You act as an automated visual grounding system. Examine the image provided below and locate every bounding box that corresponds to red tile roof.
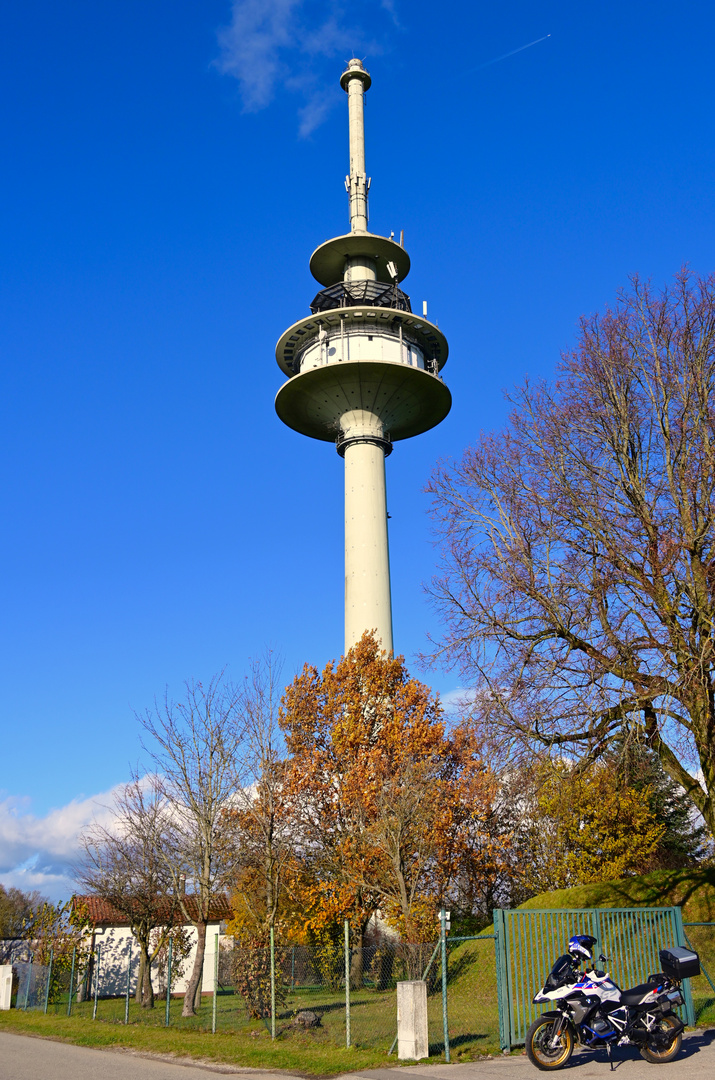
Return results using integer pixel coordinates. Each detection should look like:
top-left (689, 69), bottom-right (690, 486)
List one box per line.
top-left (74, 894), bottom-right (231, 927)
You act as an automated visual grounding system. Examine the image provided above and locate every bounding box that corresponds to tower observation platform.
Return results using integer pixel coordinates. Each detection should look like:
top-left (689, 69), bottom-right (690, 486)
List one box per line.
top-left (275, 59), bottom-right (451, 653)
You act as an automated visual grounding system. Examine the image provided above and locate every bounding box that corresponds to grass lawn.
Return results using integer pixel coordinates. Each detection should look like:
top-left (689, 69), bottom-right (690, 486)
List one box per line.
top-left (0, 977), bottom-right (504, 1071)
top-left (518, 866), bottom-right (715, 920)
top-left (0, 1005), bottom-right (392, 1074)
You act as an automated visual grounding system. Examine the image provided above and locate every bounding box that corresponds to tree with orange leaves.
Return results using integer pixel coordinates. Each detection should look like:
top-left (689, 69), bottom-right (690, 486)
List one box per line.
top-left (279, 632), bottom-right (501, 953)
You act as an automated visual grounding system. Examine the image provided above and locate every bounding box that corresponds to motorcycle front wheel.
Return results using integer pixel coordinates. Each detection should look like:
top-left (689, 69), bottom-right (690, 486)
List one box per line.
top-left (526, 1015), bottom-right (574, 1071)
top-left (638, 1013), bottom-right (682, 1064)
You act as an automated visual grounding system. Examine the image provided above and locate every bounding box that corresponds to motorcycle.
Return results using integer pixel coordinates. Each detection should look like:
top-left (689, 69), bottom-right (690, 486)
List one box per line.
top-left (526, 933), bottom-right (700, 1071)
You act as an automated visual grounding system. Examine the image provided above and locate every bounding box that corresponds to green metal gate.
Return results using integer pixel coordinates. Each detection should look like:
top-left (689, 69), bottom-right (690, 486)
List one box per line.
top-left (493, 906), bottom-right (695, 1050)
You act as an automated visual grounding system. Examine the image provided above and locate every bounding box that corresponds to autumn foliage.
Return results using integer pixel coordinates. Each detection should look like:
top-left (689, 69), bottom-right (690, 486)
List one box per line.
top-left (279, 632), bottom-right (503, 942)
top-left (519, 761), bottom-right (667, 893)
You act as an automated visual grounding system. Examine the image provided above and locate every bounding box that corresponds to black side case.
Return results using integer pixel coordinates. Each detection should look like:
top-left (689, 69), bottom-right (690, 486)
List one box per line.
top-left (659, 946), bottom-right (700, 980)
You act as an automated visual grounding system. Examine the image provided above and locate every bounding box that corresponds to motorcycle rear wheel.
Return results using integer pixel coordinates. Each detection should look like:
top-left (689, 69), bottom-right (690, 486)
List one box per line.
top-left (639, 1013), bottom-right (682, 1064)
top-left (526, 1015), bottom-right (574, 1071)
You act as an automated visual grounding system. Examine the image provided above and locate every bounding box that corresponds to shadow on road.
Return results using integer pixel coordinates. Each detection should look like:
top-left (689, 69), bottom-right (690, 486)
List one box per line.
top-left (561, 1028), bottom-right (715, 1070)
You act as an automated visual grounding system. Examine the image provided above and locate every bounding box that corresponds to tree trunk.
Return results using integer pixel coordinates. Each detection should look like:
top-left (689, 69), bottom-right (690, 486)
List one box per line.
top-left (142, 954), bottom-right (155, 1009)
top-left (376, 945), bottom-right (394, 991)
top-left (350, 928), bottom-right (364, 990)
top-left (135, 951), bottom-right (145, 1004)
top-left (136, 943), bottom-right (154, 1008)
top-left (182, 921), bottom-right (207, 1017)
top-left (350, 917), bottom-right (370, 989)
top-left (79, 941), bottom-right (94, 1003)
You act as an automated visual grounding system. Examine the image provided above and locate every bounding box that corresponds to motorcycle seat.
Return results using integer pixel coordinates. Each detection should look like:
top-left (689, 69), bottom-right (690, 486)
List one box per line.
top-left (620, 981), bottom-right (661, 1004)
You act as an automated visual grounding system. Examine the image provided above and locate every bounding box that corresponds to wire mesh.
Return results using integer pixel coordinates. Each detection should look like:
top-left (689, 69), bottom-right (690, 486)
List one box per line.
top-left (14, 962), bottom-right (49, 1010)
top-left (683, 922), bottom-right (715, 1024)
top-left (439, 936), bottom-right (500, 1057)
top-left (221, 939), bottom-right (441, 1048)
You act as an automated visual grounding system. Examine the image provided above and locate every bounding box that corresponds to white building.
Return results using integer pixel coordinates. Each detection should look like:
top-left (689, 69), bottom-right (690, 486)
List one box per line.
top-left (77, 895), bottom-right (230, 998)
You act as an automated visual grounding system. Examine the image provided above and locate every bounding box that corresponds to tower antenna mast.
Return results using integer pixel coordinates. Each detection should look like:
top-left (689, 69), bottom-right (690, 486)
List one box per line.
top-left (342, 58), bottom-right (371, 232)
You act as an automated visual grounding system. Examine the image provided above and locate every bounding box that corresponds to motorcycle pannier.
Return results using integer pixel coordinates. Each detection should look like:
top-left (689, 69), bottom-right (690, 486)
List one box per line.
top-left (659, 946), bottom-right (700, 980)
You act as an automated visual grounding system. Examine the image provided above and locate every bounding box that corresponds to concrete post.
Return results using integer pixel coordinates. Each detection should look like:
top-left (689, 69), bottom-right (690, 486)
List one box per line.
top-left (165, 936), bottom-right (172, 1027)
top-left (0, 965), bottom-right (12, 1010)
top-left (212, 933), bottom-right (219, 1034)
top-left (344, 436), bottom-right (393, 653)
top-left (397, 980), bottom-right (428, 1060)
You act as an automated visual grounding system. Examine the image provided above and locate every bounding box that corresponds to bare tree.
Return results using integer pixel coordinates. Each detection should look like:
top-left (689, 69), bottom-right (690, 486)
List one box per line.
top-left (0, 885), bottom-right (46, 963)
top-left (427, 271), bottom-right (715, 836)
top-left (77, 776), bottom-right (178, 1008)
top-left (223, 652), bottom-right (295, 937)
top-left (139, 674), bottom-right (246, 1017)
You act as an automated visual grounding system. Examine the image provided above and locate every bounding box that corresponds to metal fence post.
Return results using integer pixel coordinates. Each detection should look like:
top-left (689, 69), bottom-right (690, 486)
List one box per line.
top-left (592, 909), bottom-right (603, 959)
top-left (165, 937), bottom-right (172, 1027)
top-left (212, 933), bottom-right (219, 1034)
top-left (493, 909), bottom-right (511, 1051)
top-left (673, 906), bottom-right (695, 1026)
top-left (23, 955), bottom-right (33, 1010)
top-left (291, 945), bottom-right (295, 990)
top-left (67, 947), bottom-right (76, 1017)
top-left (92, 944), bottom-right (101, 1020)
top-left (270, 925), bottom-right (276, 1040)
top-left (124, 940), bottom-right (132, 1024)
top-left (344, 919), bottom-right (351, 1048)
top-left (43, 948), bottom-right (53, 1014)
top-left (440, 908), bottom-right (450, 1062)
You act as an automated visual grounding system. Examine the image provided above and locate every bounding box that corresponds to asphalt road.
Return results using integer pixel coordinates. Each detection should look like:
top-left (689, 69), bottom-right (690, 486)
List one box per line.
top-left (1, 1030), bottom-right (714, 1080)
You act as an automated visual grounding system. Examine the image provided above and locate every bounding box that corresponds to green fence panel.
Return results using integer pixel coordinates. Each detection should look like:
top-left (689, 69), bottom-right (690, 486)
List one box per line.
top-left (494, 906), bottom-right (694, 1049)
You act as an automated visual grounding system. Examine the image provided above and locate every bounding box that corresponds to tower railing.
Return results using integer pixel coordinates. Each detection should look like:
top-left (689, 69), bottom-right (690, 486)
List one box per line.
top-left (310, 280), bottom-right (411, 314)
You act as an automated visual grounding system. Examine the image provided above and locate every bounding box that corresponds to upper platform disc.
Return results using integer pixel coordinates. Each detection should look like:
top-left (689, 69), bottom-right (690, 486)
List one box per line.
top-left (275, 360), bottom-right (451, 443)
top-left (310, 232), bottom-right (411, 286)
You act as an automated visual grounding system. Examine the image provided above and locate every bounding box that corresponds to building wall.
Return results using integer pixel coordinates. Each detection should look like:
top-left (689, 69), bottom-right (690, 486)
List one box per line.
top-left (89, 924), bottom-right (223, 998)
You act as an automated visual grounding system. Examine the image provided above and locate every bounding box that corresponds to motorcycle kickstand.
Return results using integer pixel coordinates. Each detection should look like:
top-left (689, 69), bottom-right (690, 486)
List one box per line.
top-left (606, 1042), bottom-right (622, 1072)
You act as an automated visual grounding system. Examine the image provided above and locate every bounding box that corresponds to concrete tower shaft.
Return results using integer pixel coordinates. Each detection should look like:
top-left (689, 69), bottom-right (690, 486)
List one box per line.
top-left (344, 437), bottom-right (392, 650)
top-left (275, 61), bottom-right (451, 654)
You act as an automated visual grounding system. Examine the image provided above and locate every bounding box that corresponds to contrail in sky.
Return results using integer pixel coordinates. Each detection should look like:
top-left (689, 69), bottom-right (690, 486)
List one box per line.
top-left (461, 34), bottom-right (551, 77)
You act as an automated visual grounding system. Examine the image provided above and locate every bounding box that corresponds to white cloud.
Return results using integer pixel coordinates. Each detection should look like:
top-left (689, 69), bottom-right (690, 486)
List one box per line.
top-left (380, 0), bottom-right (400, 26)
top-left (215, 0), bottom-right (401, 135)
top-left (440, 687), bottom-right (479, 711)
top-left (0, 786), bottom-right (122, 903)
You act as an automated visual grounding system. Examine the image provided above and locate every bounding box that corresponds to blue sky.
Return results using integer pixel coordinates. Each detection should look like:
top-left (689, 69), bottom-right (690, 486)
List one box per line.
top-left (2, 0), bottom-right (714, 899)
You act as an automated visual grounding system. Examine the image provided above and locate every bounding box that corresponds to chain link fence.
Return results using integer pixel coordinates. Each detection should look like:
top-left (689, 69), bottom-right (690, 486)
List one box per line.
top-left (683, 922), bottom-right (715, 1025)
top-left (219, 938), bottom-right (437, 1048)
top-left (10, 920), bottom-right (713, 1056)
top-left (441, 935), bottom-right (501, 1056)
top-left (13, 961), bottom-right (51, 1011)
top-left (8, 926), bottom-right (499, 1056)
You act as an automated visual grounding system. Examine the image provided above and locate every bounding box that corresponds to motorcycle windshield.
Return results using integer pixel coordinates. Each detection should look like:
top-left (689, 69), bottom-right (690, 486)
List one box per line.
top-left (546, 955), bottom-right (576, 989)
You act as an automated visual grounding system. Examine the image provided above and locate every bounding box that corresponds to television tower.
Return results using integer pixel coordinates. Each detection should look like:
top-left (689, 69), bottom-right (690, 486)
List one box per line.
top-left (275, 60), bottom-right (451, 653)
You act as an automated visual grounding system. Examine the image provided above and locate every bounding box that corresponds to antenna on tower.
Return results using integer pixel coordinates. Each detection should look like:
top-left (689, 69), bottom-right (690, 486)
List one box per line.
top-left (340, 58), bottom-right (372, 233)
